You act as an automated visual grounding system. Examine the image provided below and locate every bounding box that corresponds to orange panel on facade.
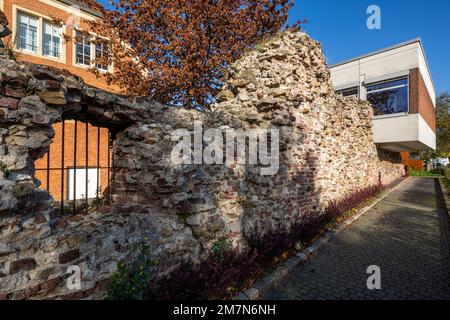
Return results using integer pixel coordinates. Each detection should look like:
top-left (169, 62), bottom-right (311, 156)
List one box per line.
top-left (400, 152), bottom-right (424, 171)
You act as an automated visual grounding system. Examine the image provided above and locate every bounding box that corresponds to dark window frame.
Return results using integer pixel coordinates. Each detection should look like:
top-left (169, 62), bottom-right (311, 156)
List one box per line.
top-left (337, 86), bottom-right (359, 98)
top-left (366, 77), bottom-right (409, 117)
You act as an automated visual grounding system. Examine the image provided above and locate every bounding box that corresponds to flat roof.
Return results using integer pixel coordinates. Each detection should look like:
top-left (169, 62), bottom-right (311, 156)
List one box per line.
top-left (329, 38), bottom-right (436, 93)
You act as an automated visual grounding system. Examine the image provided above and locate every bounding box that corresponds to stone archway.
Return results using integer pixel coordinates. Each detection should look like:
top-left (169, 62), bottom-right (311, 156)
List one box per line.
top-left (0, 60), bottom-right (142, 217)
top-left (34, 119), bottom-right (113, 215)
top-left (0, 59), bottom-right (203, 299)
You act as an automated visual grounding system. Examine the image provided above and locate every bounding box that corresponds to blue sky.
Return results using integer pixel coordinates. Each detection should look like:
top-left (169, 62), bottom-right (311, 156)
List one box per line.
top-left (98, 0), bottom-right (449, 94)
top-left (288, 0), bottom-right (450, 94)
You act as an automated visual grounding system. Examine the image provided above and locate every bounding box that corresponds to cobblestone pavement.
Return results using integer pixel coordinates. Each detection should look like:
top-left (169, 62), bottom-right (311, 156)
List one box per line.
top-left (263, 178), bottom-right (450, 300)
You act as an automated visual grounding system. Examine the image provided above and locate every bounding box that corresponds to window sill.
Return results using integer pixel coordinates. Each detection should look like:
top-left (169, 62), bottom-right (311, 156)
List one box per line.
top-left (373, 112), bottom-right (409, 120)
top-left (97, 69), bottom-right (112, 75)
top-left (74, 62), bottom-right (92, 70)
top-left (74, 62), bottom-right (112, 74)
top-left (42, 54), bottom-right (63, 62)
top-left (15, 49), bottom-right (64, 63)
top-left (19, 48), bottom-right (38, 55)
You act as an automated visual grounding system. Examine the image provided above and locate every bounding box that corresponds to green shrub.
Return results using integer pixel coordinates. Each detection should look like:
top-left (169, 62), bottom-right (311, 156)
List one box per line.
top-left (211, 237), bottom-right (233, 262)
top-left (408, 167), bottom-right (442, 177)
top-left (429, 168), bottom-right (445, 176)
top-left (443, 178), bottom-right (450, 190)
top-left (106, 241), bottom-right (157, 300)
top-left (0, 161), bottom-right (11, 178)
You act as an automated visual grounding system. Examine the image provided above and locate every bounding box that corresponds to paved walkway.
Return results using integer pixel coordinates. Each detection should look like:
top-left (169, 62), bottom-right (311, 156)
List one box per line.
top-left (263, 178), bottom-right (450, 300)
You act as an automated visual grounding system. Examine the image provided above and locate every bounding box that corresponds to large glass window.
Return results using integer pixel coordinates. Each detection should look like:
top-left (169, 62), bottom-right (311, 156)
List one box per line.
top-left (366, 78), bottom-right (408, 116)
top-left (17, 13), bottom-right (38, 53)
top-left (75, 31), bottom-right (91, 66)
top-left (43, 21), bottom-right (61, 58)
top-left (409, 152), bottom-right (421, 160)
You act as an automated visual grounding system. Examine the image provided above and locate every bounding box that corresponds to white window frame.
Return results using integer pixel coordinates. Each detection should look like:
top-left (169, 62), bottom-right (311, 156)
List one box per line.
top-left (74, 30), bottom-right (92, 67)
top-left (95, 41), bottom-right (109, 71)
top-left (12, 5), bottom-right (65, 62)
top-left (67, 167), bottom-right (100, 200)
top-left (73, 28), bottom-right (113, 73)
top-left (42, 20), bottom-right (62, 59)
top-left (17, 12), bottom-right (39, 54)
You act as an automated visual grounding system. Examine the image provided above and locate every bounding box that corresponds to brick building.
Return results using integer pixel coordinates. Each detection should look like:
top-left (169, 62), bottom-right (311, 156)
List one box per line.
top-left (1, 0), bottom-right (116, 201)
top-left (330, 38), bottom-right (436, 155)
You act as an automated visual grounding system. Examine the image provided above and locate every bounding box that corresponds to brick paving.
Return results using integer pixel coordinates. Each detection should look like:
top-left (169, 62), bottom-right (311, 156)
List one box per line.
top-left (263, 178), bottom-right (450, 300)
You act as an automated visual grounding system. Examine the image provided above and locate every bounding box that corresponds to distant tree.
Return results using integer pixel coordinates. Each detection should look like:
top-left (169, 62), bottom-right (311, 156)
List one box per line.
top-left (420, 91), bottom-right (450, 161)
top-left (85, 0), bottom-right (300, 109)
top-left (436, 92), bottom-right (450, 156)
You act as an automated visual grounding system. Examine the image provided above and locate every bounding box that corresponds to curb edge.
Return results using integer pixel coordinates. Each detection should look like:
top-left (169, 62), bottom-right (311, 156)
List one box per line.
top-left (234, 176), bottom-right (412, 300)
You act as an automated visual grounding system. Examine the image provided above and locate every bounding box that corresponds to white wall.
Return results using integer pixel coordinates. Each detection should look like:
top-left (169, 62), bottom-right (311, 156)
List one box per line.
top-left (373, 114), bottom-right (436, 150)
top-left (330, 60), bottom-right (360, 90)
top-left (330, 42), bottom-right (420, 89)
top-left (417, 114), bottom-right (436, 149)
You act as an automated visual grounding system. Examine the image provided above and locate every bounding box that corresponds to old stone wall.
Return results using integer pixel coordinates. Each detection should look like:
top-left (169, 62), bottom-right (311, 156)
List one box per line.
top-left (211, 32), bottom-right (404, 240)
top-left (0, 31), bottom-right (404, 299)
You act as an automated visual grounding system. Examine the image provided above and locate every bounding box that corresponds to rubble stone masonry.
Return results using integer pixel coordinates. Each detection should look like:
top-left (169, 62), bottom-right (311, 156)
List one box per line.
top-left (0, 31), bottom-right (404, 299)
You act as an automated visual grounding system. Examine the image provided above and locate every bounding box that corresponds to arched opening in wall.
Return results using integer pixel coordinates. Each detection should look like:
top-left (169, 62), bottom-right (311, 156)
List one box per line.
top-left (34, 118), bottom-right (114, 215)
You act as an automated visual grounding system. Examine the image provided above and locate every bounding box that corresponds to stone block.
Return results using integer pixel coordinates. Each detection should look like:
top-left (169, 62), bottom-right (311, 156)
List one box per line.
top-left (243, 287), bottom-right (260, 300)
top-left (9, 258), bottom-right (37, 274)
top-left (58, 249), bottom-right (80, 264)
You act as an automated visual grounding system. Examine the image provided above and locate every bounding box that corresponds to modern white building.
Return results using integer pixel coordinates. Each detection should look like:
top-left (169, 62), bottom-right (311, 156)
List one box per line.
top-left (329, 38), bottom-right (436, 152)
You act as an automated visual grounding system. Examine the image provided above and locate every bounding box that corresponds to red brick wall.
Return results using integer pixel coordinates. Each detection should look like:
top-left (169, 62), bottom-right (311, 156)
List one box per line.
top-left (2, 0), bottom-right (121, 93)
top-left (34, 122), bottom-right (111, 201)
top-left (2, 0), bottom-right (117, 201)
top-left (409, 68), bottom-right (436, 131)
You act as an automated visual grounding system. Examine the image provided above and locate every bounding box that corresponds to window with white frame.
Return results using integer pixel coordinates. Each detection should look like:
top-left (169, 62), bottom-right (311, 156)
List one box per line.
top-left (95, 42), bottom-right (109, 71)
top-left (17, 11), bottom-right (62, 60)
top-left (366, 78), bottom-right (409, 116)
top-left (75, 31), bottom-right (111, 71)
top-left (17, 12), bottom-right (38, 53)
top-left (75, 31), bottom-right (92, 66)
top-left (43, 21), bottom-right (61, 58)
